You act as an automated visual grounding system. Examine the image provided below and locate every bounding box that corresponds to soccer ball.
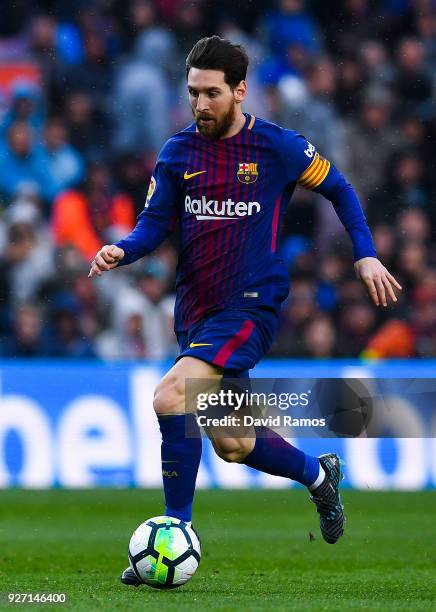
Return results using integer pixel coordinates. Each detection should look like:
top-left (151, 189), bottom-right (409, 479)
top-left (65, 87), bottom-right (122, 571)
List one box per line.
top-left (128, 516), bottom-right (201, 589)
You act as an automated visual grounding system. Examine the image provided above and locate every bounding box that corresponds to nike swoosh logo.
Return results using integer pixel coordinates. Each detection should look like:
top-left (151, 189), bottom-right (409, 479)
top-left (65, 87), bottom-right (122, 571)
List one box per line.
top-left (189, 342), bottom-right (213, 348)
top-left (184, 170), bottom-right (207, 180)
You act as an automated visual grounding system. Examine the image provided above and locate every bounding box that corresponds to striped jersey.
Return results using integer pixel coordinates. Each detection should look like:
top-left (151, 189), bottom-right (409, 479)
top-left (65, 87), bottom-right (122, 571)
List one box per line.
top-left (116, 113), bottom-right (375, 331)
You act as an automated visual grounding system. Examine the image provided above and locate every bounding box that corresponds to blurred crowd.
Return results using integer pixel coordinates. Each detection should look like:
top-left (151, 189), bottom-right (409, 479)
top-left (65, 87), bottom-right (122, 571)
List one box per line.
top-left (0, 0), bottom-right (434, 360)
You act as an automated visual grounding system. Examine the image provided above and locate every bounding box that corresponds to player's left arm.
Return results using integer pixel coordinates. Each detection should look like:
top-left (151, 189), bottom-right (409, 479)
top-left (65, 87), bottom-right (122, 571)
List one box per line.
top-left (281, 133), bottom-right (402, 307)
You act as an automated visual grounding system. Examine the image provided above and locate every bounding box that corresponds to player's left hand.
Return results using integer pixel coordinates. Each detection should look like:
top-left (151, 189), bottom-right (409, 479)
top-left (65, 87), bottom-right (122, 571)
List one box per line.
top-left (354, 257), bottom-right (402, 307)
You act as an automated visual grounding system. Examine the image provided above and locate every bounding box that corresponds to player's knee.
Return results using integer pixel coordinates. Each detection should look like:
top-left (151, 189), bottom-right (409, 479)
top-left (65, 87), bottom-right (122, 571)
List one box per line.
top-left (153, 376), bottom-right (185, 414)
top-left (213, 438), bottom-right (252, 463)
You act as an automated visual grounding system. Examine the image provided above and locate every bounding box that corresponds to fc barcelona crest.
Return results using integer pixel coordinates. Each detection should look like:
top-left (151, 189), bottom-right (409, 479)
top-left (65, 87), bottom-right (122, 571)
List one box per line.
top-left (237, 162), bottom-right (258, 184)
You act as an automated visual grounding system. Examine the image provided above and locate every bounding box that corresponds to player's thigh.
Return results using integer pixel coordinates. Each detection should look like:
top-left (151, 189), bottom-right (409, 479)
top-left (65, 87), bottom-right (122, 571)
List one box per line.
top-left (154, 356), bottom-right (223, 414)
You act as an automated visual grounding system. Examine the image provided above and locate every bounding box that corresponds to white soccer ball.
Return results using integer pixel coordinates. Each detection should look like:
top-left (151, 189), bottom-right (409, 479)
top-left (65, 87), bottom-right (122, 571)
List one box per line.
top-left (128, 516), bottom-right (201, 589)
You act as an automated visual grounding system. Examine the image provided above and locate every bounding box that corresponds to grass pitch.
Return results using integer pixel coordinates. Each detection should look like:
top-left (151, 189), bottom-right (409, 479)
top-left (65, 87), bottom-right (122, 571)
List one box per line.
top-left (0, 489), bottom-right (435, 611)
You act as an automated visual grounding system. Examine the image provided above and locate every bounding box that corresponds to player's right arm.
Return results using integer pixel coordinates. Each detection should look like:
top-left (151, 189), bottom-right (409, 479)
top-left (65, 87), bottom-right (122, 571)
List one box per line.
top-left (88, 139), bottom-right (181, 278)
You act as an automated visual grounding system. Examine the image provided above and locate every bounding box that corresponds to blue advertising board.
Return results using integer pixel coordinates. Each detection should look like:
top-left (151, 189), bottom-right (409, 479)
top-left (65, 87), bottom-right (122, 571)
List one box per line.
top-left (0, 360), bottom-right (434, 489)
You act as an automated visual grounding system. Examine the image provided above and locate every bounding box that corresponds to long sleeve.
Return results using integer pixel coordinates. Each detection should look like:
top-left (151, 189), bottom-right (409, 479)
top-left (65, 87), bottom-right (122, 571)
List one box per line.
top-left (314, 163), bottom-right (377, 262)
top-left (278, 129), bottom-right (376, 262)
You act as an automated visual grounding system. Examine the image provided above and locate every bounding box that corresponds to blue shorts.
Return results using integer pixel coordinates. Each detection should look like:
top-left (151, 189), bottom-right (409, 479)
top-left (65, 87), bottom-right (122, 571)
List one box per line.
top-left (176, 307), bottom-right (279, 378)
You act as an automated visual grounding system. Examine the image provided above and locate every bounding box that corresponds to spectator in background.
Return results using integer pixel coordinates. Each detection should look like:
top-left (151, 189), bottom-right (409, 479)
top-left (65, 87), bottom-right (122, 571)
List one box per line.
top-left (338, 300), bottom-right (377, 356)
top-left (315, 252), bottom-right (348, 313)
top-left (256, 0), bottom-right (321, 87)
top-left (302, 314), bottom-right (337, 358)
top-left (397, 240), bottom-right (428, 291)
top-left (49, 299), bottom-right (96, 358)
top-left (52, 163), bottom-right (135, 262)
top-left (393, 37), bottom-right (432, 111)
top-left (102, 259), bottom-right (177, 360)
top-left (260, 0), bottom-right (321, 59)
top-left (359, 39), bottom-right (395, 88)
top-left (398, 111), bottom-right (428, 157)
top-left (0, 121), bottom-right (54, 204)
top-left (2, 199), bottom-right (54, 304)
top-left (111, 23), bottom-right (171, 154)
top-left (322, 0), bottom-right (381, 55)
top-left (58, 272), bottom-right (102, 346)
top-left (62, 12), bottom-right (115, 110)
top-left (371, 224), bottom-right (396, 272)
top-left (367, 150), bottom-right (429, 225)
top-left (343, 85), bottom-right (404, 201)
top-left (257, 40), bottom-right (312, 88)
top-left (270, 277), bottom-right (319, 356)
top-left (28, 14), bottom-right (65, 106)
top-left (115, 153), bottom-right (150, 217)
top-left (63, 91), bottom-right (109, 161)
top-left (119, 0), bottom-right (163, 51)
top-left (40, 116), bottom-right (84, 198)
top-left (334, 55), bottom-right (365, 117)
top-left (278, 56), bottom-right (346, 166)
top-left (132, 0), bottom-right (177, 76)
top-left (96, 311), bottom-right (150, 360)
top-left (174, 0), bottom-right (207, 57)
top-left (1, 303), bottom-right (52, 357)
top-left (0, 84), bottom-right (45, 140)
top-left (396, 208), bottom-right (431, 243)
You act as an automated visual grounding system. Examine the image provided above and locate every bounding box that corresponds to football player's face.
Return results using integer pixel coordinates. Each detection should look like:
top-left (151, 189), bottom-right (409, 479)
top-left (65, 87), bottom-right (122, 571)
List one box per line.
top-left (187, 68), bottom-right (245, 139)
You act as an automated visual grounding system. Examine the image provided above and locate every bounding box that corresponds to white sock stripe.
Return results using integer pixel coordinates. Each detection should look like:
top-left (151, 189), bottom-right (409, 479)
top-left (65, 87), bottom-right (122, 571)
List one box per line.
top-left (308, 461), bottom-right (325, 490)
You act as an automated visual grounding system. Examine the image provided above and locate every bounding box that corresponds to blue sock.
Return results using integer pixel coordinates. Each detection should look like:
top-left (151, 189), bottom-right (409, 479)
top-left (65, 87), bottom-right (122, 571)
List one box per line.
top-left (158, 414), bottom-right (202, 522)
top-left (242, 427), bottom-right (321, 487)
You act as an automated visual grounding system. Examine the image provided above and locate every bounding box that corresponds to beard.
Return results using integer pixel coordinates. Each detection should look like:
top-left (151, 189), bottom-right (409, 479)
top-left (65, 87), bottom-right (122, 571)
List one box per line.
top-left (194, 100), bottom-right (236, 140)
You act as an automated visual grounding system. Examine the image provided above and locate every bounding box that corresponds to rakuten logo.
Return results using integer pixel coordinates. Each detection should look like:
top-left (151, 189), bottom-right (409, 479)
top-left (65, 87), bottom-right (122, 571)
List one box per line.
top-left (185, 195), bottom-right (261, 220)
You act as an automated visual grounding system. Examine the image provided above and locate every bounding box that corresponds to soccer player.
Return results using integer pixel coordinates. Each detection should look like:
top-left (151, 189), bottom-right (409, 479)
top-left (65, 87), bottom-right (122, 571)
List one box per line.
top-left (88, 37), bottom-right (402, 584)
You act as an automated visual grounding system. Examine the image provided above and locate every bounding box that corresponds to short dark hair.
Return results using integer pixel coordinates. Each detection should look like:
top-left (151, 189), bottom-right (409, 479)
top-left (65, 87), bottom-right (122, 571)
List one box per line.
top-left (186, 36), bottom-right (249, 88)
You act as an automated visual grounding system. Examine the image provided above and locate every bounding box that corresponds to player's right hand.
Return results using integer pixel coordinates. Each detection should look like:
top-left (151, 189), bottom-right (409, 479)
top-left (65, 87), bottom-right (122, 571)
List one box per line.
top-left (88, 244), bottom-right (125, 278)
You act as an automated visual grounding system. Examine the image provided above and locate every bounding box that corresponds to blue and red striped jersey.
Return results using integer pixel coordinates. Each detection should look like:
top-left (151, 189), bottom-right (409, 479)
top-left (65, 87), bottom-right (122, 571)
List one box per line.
top-left (116, 113), bottom-right (376, 331)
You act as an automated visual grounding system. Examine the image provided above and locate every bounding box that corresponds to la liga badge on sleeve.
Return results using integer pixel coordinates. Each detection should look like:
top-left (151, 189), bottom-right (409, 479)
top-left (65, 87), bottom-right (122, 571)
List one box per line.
top-left (145, 176), bottom-right (156, 208)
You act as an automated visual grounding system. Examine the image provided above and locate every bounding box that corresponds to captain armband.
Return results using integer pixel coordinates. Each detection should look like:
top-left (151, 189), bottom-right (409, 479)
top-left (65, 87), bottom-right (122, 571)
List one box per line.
top-left (297, 153), bottom-right (331, 190)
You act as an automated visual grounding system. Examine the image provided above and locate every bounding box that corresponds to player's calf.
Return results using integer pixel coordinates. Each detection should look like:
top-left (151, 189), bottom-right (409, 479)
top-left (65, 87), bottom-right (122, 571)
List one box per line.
top-left (210, 436), bottom-right (254, 463)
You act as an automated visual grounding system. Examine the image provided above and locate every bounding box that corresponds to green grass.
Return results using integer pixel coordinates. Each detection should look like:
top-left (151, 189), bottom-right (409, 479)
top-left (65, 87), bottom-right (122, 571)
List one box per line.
top-left (0, 490), bottom-right (435, 611)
